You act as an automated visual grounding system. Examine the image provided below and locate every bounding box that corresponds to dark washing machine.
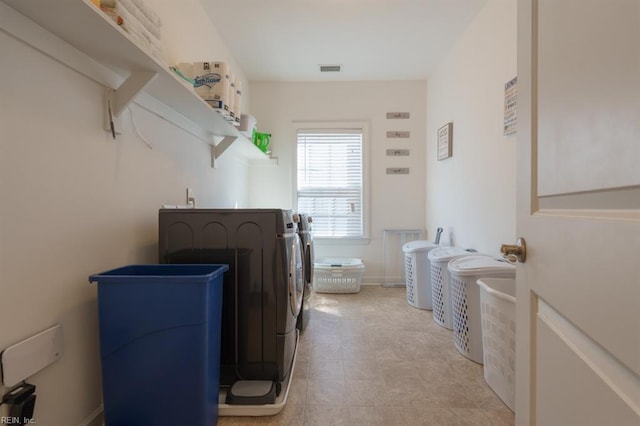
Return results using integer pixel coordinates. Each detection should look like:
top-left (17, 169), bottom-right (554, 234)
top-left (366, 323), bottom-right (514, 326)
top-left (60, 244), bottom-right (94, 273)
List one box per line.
top-left (158, 209), bottom-right (303, 388)
top-left (296, 213), bottom-right (314, 332)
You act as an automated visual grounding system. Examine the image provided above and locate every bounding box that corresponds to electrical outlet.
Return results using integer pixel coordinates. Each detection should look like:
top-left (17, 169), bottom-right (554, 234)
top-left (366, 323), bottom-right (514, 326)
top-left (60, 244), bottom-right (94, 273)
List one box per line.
top-left (186, 188), bottom-right (195, 207)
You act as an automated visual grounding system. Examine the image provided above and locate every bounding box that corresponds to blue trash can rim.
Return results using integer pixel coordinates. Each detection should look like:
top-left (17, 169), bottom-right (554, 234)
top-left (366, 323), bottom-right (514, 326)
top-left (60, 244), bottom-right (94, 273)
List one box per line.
top-left (89, 264), bottom-right (229, 283)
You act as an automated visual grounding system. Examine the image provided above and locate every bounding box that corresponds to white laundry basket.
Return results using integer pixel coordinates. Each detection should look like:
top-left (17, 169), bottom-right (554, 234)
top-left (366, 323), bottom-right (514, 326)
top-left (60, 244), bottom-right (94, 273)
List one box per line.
top-left (477, 278), bottom-right (516, 412)
top-left (402, 240), bottom-right (438, 309)
top-left (313, 258), bottom-right (365, 293)
top-left (428, 247), bottom-right (472, 329)
top-left (447, 256), bottom-right (515, 364)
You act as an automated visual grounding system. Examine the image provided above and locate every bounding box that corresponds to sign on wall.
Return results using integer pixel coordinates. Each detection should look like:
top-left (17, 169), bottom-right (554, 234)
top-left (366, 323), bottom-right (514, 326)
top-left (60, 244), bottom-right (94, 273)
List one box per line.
top-left (386, 149), bottom-right (410, 156)
top-left (437, 122), bottom-right (453, 160)
top-left (386, 131), bottom-right (410, 138)
top-left (386, 112), bottom-right (410, 119)
top-left (386, 168), bottom-right (410, 174)
top-left (504, 76), bottom-right (517, 135)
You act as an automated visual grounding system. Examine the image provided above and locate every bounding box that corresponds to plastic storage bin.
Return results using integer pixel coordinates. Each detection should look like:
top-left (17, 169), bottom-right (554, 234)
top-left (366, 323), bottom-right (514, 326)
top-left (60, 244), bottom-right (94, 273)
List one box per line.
top-left (314, 258), bottom-right (365, 293)
top-left (447, 256), bottom-right (515, 363)
top-left (89, 264), bottom-right (229, 426)
top-left (478, 278), bottom-right (516, 411)
top-left (428, 247), bottom-right (472, 330)
top-left (402, 240), bottom-right (438, 309)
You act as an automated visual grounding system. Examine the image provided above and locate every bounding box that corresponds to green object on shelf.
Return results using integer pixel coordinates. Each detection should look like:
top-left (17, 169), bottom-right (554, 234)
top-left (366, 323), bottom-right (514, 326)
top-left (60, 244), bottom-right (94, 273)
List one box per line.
top-left (252, 130), bottom-right (271, 153)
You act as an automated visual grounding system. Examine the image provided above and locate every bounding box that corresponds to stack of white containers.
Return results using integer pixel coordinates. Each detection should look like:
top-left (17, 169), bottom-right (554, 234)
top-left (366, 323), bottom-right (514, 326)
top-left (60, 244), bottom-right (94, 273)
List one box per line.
top-left (233, 80), bottom-right (242, 125)
top-left (176, 62), bottom-right (242, 125)
top-left (228, 72), bottom-right (236, 122)
top-left (427, 247), bottom-right (472, 329)
top-left (447, 256), bottom-right (515, 364)
top-left (97, 0), bottom-right (165, 65)
top-left (477, 277), bottom-right (517, 411)
top-left (426, 244), bottom-right (517, 413)
top-left (402, 240), bottom-right (438, 309)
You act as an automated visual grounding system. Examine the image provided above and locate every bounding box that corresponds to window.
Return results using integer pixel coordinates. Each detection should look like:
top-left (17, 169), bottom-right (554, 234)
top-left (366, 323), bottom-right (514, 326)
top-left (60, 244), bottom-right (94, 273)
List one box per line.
top-left (296, 128), bottom-right (365, 238)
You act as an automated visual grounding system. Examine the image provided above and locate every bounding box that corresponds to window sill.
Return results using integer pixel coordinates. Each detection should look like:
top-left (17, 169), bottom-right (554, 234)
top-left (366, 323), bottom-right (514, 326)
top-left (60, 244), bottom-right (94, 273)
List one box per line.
top-left (314, 237), bottom-right (371, 245)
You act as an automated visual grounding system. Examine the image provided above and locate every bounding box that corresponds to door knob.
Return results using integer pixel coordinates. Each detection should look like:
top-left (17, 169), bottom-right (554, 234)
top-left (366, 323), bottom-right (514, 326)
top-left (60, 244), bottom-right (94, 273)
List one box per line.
top-left (501, 237), bottom-right (526, 263)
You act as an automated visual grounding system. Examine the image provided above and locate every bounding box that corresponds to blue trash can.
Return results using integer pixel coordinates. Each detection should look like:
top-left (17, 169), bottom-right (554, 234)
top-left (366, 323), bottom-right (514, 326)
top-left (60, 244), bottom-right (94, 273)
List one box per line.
top-left (89, 264), bottom-right (228, 426)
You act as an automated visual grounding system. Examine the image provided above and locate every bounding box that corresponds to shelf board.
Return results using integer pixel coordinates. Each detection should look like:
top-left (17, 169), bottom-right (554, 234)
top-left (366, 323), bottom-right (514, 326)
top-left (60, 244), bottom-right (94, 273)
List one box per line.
top-left (2, 0), bottom-right (270, 161)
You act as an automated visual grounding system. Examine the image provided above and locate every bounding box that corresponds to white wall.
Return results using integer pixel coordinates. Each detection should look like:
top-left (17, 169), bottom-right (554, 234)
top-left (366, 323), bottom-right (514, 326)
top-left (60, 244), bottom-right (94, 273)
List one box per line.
top-left (248, 81), bottom-right (427, 282)
top-left (426, 0), bottom-right (517, 256)
top-left (0, 2), bottom-right (248, 424)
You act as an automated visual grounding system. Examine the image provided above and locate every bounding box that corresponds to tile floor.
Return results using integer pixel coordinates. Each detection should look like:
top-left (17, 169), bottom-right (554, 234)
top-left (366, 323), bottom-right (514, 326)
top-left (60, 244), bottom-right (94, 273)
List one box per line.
top-left (218, 286), bottom-right (515, 426)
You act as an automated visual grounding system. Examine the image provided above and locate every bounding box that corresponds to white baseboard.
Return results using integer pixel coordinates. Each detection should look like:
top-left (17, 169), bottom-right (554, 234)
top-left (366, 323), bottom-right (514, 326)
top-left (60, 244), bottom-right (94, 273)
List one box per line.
top-left (78, 404), bottom-right (103, 426)
top-left (361, 276), bottom-right (406, 286)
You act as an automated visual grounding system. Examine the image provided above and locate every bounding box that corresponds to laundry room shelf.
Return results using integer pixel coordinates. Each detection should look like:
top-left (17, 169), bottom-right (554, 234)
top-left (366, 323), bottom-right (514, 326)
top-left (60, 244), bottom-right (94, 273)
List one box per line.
top-left (1, 0), bottom-right (270, 164)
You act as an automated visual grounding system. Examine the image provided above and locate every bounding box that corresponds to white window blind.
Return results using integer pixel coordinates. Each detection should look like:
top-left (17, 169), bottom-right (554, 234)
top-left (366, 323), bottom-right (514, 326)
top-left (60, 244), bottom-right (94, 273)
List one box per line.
top-left (297, 129), bottom-right (363, 238)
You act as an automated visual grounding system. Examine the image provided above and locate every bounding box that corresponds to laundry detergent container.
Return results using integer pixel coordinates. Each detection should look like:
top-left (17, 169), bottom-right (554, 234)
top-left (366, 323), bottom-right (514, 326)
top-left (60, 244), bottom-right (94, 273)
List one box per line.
top-left (402, 240), bottom-right (438, 309)
top-left (428, 247), bottom-right (473, 329)
top-left (447, 256), bottom-right (515, 363)
top-left (314, 258), bottom-right (365, 293)
top-left (478, 278), bottom-right (516, 411)
top-left (89, 264), bottom-right (228, 426)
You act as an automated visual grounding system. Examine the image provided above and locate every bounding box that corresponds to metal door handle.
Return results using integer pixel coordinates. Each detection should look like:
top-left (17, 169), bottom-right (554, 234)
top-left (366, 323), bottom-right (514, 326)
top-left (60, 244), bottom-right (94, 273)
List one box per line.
top-left (501, 237), bottom-right (526, 263)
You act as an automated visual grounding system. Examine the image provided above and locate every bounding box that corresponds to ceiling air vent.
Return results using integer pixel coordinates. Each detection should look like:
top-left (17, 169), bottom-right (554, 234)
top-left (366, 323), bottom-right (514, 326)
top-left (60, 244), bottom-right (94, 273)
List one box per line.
top-left (319, 64), bottom-right (342, 73)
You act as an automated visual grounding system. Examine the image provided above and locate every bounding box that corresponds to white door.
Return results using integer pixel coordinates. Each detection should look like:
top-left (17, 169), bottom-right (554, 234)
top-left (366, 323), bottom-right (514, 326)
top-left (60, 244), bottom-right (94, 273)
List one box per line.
top-left (516, 1), bottom-right (640, 425)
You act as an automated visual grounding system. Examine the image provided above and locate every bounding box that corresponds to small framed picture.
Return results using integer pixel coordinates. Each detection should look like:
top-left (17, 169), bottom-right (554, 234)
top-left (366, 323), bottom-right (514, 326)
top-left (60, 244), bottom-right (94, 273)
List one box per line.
top-left (437, 122), bottom-right (453, 160)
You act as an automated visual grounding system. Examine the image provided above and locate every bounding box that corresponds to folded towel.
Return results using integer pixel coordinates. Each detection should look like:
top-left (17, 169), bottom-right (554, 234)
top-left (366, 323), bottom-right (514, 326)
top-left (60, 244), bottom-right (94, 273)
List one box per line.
top-left (100, 0), bottom-right (161, 40)
top-left (128, 0), bottom-right (162, 28)
top-left (101, 5), bottom-right (165, 65)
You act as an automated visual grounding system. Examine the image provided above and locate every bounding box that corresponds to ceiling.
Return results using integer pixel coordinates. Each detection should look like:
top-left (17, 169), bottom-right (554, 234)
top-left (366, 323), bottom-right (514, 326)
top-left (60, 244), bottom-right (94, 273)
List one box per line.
top-left (200, 0), bottom-right (487, 82)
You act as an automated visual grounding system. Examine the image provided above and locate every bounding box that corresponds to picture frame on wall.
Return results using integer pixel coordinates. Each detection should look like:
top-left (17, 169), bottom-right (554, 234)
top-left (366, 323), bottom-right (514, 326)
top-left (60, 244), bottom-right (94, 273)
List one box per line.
top-left (437, 122), bottom-right (453, 160)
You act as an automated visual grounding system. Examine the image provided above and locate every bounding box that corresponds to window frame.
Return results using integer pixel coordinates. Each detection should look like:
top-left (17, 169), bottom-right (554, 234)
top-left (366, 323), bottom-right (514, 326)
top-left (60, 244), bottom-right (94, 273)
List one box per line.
top-left (293, 121), bottom-right (370, 243)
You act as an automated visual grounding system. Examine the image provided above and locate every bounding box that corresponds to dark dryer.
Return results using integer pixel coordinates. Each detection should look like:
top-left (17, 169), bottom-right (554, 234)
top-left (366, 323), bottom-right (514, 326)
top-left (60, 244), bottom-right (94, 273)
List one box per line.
top-left (296, 213), bottom-right (314, 332)
top-left (158, 209), bottom-right (303, 386)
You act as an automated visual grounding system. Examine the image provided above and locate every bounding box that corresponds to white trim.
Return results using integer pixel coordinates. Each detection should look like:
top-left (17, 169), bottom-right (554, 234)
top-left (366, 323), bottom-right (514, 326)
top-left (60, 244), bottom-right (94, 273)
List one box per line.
top-left (538, 299), bottom-right (640, 416)
top-left (78, 404), bottom-right (104, 426)
top-left (315, 237), bottom-right (371, 245)
top-left (292, 120), bottom-right (371, 239)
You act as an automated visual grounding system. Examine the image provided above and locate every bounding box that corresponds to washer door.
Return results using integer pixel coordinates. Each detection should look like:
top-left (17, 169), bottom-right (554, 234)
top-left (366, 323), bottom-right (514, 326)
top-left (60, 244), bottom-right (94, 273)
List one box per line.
top-left (305, 237), bottom-right (314, 285)
top-left (289, 234), bottom-right (304, 316)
